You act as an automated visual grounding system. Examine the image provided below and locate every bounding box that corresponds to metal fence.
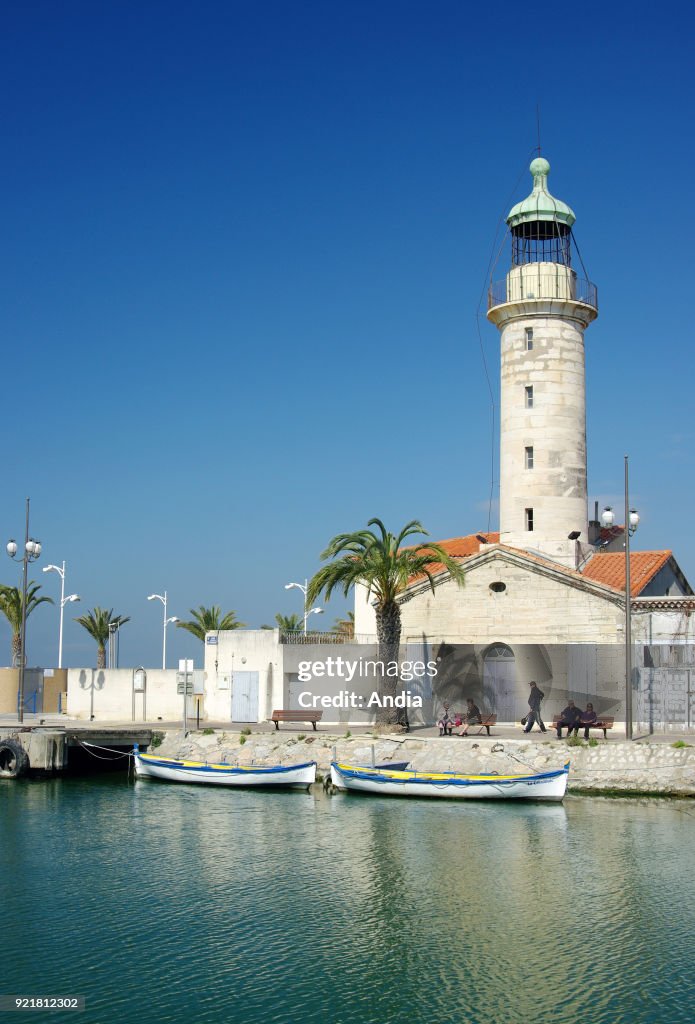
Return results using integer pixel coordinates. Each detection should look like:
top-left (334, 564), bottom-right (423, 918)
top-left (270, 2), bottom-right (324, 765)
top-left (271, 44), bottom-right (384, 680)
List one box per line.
top-left (488, 275), bottom-right (598, 310)
top-left (280, 631), bottom-right (377, 645)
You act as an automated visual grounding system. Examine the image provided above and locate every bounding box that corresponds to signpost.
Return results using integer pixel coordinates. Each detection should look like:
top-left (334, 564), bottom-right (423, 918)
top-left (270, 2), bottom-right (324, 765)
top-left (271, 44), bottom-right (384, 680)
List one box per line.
top-left (177, 659), bottom-right (194, 734)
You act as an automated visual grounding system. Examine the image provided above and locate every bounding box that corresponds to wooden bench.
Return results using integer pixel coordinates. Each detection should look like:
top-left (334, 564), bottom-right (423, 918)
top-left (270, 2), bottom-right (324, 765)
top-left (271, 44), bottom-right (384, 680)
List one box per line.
top-left (269, 709), bottom-right (323, 731)
top-left (465, 713), bottom-right (497, 736)
top-left (551, 714), bottom-right (615, 739)
top-left (441, 712), bottom-right (497, 736)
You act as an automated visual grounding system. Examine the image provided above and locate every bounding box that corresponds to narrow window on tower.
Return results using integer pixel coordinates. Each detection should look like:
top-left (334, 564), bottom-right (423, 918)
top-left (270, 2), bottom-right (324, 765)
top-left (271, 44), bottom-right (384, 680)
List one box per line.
top-left (525, 508), bottom-right (534, 532)
top-left (525, 446), bottom-right (534, 469)
top-left (525, 328), bottom-right (533, 350)
top-left (525, 385), bottom-right (534, 408)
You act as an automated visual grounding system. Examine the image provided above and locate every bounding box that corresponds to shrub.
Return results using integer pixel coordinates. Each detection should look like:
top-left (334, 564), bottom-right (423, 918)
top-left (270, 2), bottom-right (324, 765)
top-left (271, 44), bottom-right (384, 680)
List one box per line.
top-left (239, 735), bottom-right (246, 745)
top-left (672, 740), bottom-right (691, 749)
top-left (150, 732), bottom-right (163, 749)
top-left (298, 734), bottom-right (306, 740)
top-left (202, 728), bottom-right (215, 735)
top-left (567, 735), bottom-right (584, 747)
top-left (588, 738), bottom-right (599, 747)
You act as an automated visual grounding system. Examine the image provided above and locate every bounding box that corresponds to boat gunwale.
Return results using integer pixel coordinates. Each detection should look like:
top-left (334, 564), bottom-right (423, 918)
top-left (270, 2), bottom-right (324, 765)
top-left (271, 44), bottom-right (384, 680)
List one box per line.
top-left (137, 754), bottom-right (317, 775)
top-left (331, 761), bottom-right (570, 787)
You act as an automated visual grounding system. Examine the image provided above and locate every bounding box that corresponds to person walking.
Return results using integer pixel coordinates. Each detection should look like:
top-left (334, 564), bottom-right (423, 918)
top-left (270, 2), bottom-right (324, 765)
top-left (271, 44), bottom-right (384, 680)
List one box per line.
top-left (523, 681), bottom-right (546, 733)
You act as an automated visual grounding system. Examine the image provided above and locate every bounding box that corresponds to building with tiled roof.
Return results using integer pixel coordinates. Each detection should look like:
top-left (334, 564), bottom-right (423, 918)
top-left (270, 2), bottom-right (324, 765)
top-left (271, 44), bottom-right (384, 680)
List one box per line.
top-left (353, 157), bottom-right (695, 730)
top-left (206, 156), bottom-right (695, 733)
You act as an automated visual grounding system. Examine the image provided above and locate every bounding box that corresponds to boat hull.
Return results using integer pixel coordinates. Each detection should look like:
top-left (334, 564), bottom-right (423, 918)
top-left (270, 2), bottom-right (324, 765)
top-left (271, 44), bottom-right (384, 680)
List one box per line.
top-left (135, 754), bottom-right (316, 789)
top-left (330, 762), bottom-right (569, 801)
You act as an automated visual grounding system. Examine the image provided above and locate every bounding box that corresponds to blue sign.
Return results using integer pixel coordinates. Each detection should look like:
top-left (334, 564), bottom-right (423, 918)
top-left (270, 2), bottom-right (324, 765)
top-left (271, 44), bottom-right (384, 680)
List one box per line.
top-left (206, 635), bottom-right (218, 645)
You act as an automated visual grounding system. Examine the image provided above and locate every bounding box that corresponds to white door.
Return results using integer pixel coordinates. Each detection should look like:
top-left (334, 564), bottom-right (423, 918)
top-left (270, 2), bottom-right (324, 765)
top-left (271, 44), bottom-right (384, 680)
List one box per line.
top-left (232, 671), bottom-right (259, 722)
top-left (287, 674), bottom-right (303, 710)
top-left (483, 644), bottom-right (516, 722)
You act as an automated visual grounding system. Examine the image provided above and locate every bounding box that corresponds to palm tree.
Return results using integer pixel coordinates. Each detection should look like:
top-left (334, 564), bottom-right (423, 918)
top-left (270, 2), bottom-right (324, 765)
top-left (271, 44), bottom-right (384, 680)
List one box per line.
top-left (75, 607), bottom-right (130, 669)
top-left (333, 611), bottom-right (355, 638)
top-left (0, 583), bottom-right (54, 666)
top-left (176, 606), bottom-right (245, 642)
top-left (260, 613), bottom-right (304, 632)
top-left (307, 518), bottom-right (465, 728)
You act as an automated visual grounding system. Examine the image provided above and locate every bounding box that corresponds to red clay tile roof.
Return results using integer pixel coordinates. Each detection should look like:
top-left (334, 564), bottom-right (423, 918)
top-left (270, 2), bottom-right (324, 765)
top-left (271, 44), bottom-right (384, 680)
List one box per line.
top-left (407, 532), bottom-right (499, 582)
top-left (423, 533), bottom-right (500, 558)
top-left (406, 532), bottom-right (672, 599)
top-left (581, 551), bottom-right (672, 597)
top-left (599, 525), bottom-right (624, 543)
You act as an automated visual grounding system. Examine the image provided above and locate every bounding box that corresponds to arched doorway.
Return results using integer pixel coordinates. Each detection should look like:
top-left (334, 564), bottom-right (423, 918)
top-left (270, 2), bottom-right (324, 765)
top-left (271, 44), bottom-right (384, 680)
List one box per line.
top-left (483, 643), bottom-right (516, 723)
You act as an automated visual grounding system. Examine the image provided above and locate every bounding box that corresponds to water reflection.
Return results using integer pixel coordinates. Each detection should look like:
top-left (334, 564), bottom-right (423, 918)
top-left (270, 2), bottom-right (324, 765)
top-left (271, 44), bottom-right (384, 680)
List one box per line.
top-left (1, 778), bottom-right (694, 1024)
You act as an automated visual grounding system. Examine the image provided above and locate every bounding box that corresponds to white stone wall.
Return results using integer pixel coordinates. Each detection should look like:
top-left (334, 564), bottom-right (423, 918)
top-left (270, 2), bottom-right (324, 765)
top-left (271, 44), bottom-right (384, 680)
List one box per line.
top-left (66, 668), bottom-right (182, 721)
top-left (354, 583), bottom-right (377, 636)
top-left (399, 552), bottom-right (622, 644)
top-left (498, 314), bottom-right (588, 564)
top-left (203, 629), bottom-right (284, 722)
top-left (632, 607), bottom-right (695, 644)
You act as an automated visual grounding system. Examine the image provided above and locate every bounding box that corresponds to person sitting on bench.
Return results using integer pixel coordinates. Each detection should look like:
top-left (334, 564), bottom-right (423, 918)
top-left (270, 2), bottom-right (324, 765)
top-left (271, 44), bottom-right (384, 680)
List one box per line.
top-left (437, 702), bottom-right (454, 736)
top-left (556, 699), bottom-right (582, 738)
top-left (575, 702), bottom-right (598, 739)
top-left (459, 698), bottom-right (482, 736)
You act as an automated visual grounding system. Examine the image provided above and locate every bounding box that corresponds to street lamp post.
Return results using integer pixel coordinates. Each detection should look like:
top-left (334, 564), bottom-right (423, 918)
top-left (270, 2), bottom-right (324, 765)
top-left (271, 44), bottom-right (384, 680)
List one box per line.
top-left (108, 620), bottom-right (122, 669)
top-left (43, 561), bottom-right (80, 669)
top-left (284, 579), bottom-right (323, 635)
top-left (6, 498), bottom-right (42, 723)
top-left (601, 455), bottom-right (640, 741)
top-left (147, 591), bottom-right (179, 669)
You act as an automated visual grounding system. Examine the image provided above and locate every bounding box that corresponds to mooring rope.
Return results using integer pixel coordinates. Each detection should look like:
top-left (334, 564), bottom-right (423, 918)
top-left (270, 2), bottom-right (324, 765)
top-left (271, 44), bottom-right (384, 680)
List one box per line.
top-left (78, 740), bottom-right (135, 760)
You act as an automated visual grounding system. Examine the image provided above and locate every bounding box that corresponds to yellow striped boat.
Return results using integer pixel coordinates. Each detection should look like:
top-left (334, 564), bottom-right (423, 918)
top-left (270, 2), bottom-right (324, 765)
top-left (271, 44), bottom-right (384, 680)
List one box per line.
top-left (134, 749), bottom-right (316, 789)
top-left (330, 761), bottom-right (569, 801)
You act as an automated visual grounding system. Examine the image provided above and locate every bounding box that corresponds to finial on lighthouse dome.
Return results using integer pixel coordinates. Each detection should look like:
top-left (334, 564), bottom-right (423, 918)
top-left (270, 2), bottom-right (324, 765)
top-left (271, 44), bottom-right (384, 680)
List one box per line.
top-left (530, 156), bottom-right (551, 177)
top-left (507, 156), bottom-right (575, 229)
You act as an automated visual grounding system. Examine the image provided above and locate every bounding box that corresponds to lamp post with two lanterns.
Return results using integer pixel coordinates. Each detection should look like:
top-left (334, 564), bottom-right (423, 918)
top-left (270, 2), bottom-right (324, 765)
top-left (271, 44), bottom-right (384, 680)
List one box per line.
top-left (5, 498), bottom-right (42, 723)
top-left (147, 591), bottom-right (179, 669)
top-left (601, 455), bottom-right (640, 741)
top-left (42, 561), bottom-right (80, 669)
top-left (284, 579), bottom-right (323, 635)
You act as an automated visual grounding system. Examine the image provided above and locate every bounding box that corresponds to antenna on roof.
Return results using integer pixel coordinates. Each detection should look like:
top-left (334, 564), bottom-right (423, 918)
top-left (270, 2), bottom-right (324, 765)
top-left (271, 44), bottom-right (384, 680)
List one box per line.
top-left (536, 104), bottom-right (542, 157)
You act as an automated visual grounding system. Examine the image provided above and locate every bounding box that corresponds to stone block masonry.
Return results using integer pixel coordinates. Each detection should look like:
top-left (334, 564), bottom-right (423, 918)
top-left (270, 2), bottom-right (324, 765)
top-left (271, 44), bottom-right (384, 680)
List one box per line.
top-left (155, 732), bottom-right (695, 797)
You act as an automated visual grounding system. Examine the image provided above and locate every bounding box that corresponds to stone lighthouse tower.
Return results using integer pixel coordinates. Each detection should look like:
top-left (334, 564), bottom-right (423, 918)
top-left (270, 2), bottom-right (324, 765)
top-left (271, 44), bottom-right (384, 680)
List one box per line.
top-left (487, 157), bottom-right (598, 568)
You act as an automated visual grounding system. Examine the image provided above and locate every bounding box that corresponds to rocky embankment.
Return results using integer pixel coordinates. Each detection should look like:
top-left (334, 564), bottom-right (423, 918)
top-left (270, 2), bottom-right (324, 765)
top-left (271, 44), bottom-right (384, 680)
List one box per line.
top-left (154, 730), bottom-right (695, 797)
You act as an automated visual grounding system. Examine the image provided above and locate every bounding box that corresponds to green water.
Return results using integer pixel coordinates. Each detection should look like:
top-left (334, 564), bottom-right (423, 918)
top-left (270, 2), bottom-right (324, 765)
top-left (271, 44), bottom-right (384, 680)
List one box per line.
top-left (1, 774), bottom-right (694, 1024)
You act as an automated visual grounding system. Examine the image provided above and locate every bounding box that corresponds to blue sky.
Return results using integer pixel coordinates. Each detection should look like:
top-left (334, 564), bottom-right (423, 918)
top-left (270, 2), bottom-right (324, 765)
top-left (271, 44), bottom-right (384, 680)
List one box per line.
top-left (2, 0), bottom-right (694, 669)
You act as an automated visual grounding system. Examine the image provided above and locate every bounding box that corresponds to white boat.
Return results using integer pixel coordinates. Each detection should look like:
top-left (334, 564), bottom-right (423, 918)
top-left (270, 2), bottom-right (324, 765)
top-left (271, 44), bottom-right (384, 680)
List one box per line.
top-left (330, 761), bottom-right (569, 801)
top-left (134, 749), bottom-right (316, 789)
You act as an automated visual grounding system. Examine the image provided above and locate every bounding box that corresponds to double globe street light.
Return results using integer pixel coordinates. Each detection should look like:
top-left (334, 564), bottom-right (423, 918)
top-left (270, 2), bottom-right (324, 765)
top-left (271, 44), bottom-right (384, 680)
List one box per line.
top-left (147, 591), bottom-right (179, 669)
top-left (42, 561), bottom-right (80, 669)
top-left (6, 498), bottom-right (42, 723)
top-left (284, 579), bottom-right (323, 635)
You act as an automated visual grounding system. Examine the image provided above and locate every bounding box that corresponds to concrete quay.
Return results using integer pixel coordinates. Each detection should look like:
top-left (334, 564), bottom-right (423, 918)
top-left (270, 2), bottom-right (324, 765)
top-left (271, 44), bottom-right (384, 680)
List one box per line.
top-left (0, 723), bottom-right (152, 774)
top-left (157, 728), bottom-right (695, 797)
top-left (2, 714), bottom-right (695, 794)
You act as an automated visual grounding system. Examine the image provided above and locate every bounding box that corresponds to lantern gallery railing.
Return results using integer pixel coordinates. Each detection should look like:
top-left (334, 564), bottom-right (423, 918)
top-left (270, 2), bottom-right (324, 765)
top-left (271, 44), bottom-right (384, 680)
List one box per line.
top-left (488, 274), bottom-right (598, 311)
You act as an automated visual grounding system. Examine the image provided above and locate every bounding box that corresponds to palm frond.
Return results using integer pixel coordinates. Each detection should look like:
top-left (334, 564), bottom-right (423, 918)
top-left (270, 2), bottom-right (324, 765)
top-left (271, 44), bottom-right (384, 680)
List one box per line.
top-left (175, 605), bottom-right (245, 642)
top-left (307, 517), bottom-right (465, 611)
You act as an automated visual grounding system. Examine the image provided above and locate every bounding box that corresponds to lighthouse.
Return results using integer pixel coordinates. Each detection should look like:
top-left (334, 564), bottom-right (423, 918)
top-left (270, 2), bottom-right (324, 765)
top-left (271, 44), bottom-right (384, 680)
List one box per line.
top-left (487, 158), bottom-right (598, 568)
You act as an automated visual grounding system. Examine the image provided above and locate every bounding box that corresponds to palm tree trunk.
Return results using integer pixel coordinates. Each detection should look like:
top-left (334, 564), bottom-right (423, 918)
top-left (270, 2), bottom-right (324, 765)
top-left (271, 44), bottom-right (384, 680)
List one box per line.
top-left (97, 643), bottom-right (106, 670)
top-left (375, 600), bottom-right (406, 729)
top-left (12, 632), bottom-right (22, 668)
